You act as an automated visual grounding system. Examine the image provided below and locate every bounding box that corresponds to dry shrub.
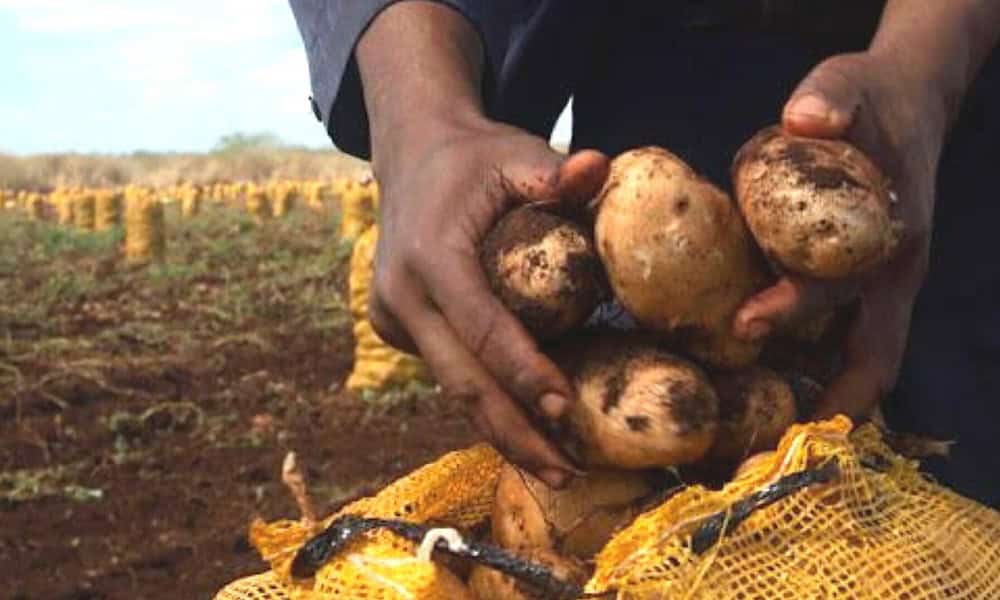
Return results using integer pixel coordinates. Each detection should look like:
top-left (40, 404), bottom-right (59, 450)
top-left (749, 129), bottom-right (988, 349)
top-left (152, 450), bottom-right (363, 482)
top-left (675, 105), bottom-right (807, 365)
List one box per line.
top-left (0, 149), bottom-right (365, 190)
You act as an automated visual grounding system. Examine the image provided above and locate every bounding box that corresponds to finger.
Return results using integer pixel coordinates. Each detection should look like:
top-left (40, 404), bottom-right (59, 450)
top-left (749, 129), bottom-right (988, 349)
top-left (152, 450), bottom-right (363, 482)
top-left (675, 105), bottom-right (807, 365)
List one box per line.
top-left (368, 293), bottom-right (419, 353)
top-left (497, 144), bottom-right (610, 209)
top-left (733, 275), bottom-right (860, 341)
top-left (400, 297), bottom-right (579, 486)
top-left (812, 287), bottom-right (913, 421)
top-left (418, 247), bottom-right (577, 421)
top-left (812, 364), bottom-right (884, 421)
top-left (552, 150), bottom-right (611, 208)
top-left (782, 55), bottom-right (866, 138)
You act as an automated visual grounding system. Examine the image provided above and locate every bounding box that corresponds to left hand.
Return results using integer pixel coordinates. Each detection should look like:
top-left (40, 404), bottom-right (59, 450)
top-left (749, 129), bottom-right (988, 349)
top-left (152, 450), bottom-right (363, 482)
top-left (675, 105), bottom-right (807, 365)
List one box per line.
top-left (732, 51), bottom-right (946, 420)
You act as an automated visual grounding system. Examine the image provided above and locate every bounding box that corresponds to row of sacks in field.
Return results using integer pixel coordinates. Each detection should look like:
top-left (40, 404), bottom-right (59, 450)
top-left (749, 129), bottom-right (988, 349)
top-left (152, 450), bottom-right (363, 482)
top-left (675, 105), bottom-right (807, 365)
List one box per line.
top-left (0, 176), bottom-right (382, 264)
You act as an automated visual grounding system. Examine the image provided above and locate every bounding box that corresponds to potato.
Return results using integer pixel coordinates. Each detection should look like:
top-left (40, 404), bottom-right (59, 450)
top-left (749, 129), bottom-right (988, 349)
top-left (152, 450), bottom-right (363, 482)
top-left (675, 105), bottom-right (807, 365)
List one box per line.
top-left (708, 366), bottom-right (798, 462)
top-left (595, 147), bottom-right (772, 369)
top-left (481, 205), bottom-right (607, 339)
top-left (734, 450), bottom-right (777, 480)
top-left (467, 550), bottom-right (588, 600)
top-left (492, 463), bottom-right (652, 559)
top-left (732, 125), bottom-right (900, 279)
top-left (552, 334), bottom-right (719, 469)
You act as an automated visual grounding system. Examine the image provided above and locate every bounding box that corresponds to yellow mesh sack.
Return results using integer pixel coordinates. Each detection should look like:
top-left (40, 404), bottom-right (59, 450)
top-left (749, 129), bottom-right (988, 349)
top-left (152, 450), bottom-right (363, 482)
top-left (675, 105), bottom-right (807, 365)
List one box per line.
top-left (587, 416), bottom-right (1000, 599)
top-left (214, 444), bottom-right (503, 600)
top-left (73, 192), bottom-right (96, 231)
top-left (338, 181), bottom-right (377, 241)
top-left (217, 418), bottom-right (1000, 600)
top-left (181, 185), bottom-right (203, 218)
top-left (247, 186), bottom-right (272, 225)
top-left (95, 189), bottom-right (123, 230)
top-left (345, 225), bottom-right (432, 392)
top-left (124, 191), bottom-right (166, 265)
top-left (271, 183), bottom-right (297, 218)
top-left (25, 193), bottom-right (44, 220)
top-left (55, 189), bottom-right (75, 225)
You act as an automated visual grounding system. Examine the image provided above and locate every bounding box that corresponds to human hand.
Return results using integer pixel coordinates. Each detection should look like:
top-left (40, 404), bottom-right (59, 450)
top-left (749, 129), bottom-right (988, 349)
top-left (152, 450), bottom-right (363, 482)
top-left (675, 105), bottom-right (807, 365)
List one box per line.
top-left (733, 51), bottom-right (945, 420)
top-left (371, 115), bottom-right (609, 487)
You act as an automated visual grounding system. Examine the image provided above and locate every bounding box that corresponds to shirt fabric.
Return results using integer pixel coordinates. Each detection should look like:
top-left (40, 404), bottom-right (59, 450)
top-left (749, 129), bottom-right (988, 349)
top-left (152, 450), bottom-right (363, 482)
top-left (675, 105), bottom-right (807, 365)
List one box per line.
top-left (289, 0), bottom-right (1000, 507)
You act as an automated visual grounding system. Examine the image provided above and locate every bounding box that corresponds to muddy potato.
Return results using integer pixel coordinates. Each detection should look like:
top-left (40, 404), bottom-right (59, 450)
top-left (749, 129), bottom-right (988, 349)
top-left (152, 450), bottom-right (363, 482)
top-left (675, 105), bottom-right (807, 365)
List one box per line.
top-left (481, 205), bottom-right (608, 339)
top-left (595, 147), bottom-right (772, 369)
top-left (709, 366), bottom-right (798, 462)
top-left (553, 334), bottom-right (719, 469)
top-left (492, 463), bottom-right (653, 559)
top-left (734, 450), bottom-right (777, 480)
top-left (468, 550), bottom-right (588, 600)
top-left (732, 126), bottom-right (899, 279)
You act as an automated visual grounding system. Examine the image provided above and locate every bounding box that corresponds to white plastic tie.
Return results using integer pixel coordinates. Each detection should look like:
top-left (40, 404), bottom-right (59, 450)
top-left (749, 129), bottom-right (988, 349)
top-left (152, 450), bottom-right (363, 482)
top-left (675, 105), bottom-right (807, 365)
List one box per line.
top-left (416, 528), bottom-right (467, 562)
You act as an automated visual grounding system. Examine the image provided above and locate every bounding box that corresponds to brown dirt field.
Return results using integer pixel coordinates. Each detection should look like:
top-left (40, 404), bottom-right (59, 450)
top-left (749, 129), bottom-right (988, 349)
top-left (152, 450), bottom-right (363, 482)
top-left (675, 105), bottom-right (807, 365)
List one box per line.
top-left (0, 203), bottom-right (479, 599)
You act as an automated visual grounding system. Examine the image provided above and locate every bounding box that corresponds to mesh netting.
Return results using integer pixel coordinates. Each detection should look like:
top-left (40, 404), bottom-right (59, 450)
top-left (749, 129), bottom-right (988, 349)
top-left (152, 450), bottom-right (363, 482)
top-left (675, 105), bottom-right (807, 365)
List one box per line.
top-left (587, 416), bottom-right (1000, 599)
top-left (338, 181), bottom-right (378, 241)
top-left (215, 444), bottom-right (502, 600)
top-left (215, 418), bottom-right (1000, 599)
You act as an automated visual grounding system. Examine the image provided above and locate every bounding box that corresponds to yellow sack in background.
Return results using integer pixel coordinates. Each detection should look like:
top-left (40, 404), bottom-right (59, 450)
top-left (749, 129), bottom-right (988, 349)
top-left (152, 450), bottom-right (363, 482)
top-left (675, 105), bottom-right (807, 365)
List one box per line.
top-left (124, 189), bottom-right (166, 265)
top-left (338, 180), bottom-right (377, 241)
top-left (95, 189), bottom-right (123, 230)
top-left (345, 224), bottom-right (431, 392)
top-left (73, 192), bottom-right (96, 231)
top-left (24, 192), bottom-right (44, 220)
top-left (215, 444), bottom-right (503, 600)
top-left (180, 184), bottom-right (203, 218)
top-left (55, 188), bottom-right (75, 225)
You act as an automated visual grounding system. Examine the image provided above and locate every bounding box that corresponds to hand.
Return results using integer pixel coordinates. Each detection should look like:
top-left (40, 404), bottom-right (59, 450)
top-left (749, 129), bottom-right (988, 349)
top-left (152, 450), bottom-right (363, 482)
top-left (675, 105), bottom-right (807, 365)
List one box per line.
top-left (733, 51), bottom-right (945, 420)
top-left (371, 115), bottom-right (609, 487)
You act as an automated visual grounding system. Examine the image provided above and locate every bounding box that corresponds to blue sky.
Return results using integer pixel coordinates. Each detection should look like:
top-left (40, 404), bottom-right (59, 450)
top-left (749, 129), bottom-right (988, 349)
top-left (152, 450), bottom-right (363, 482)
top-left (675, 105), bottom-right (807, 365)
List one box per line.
top-left (0, 1), bottom-right (573, 156)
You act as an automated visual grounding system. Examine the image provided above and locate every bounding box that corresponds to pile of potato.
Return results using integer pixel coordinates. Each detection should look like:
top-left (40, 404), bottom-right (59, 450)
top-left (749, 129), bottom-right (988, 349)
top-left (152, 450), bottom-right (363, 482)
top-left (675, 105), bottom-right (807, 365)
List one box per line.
top-left (473, 126), bottom-right (898, 598)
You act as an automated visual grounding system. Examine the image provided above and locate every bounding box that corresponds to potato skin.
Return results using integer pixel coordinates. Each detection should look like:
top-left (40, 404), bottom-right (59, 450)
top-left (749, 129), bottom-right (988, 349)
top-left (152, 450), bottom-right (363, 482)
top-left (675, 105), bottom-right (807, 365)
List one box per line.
top-left (595, 147), bottom-right (771, 369)
top-left (732, 126), bottom-right (899, 279)
top-left (481, 205), bottom-right (607, 340)
top-left (708, 366), bottom-right (798, 462)
top-left (492, 463), bottom-right (652, 559)
top-left (467, 550), bottom-right (587, 600)
top-left (551, 334), bottom-right (720, 469)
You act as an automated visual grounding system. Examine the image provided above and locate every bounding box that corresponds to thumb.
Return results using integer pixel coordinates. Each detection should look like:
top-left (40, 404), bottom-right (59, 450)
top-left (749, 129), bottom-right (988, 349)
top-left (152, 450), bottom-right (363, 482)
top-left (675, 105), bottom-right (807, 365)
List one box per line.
top-left (504, 147), bottom-right (610, 209)
top-left (783, 55), bottom-right (867, 139)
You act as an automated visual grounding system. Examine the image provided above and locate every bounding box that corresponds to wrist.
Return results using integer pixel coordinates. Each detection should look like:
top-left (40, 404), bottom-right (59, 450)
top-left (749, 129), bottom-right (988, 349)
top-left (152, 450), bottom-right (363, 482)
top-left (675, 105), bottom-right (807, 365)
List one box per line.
top-left (867, 0), bottom-right (1000, 131)
top-left (369, 102), bottom-right (495, 184)
top-left (355, 1), bottom-right (488, 179)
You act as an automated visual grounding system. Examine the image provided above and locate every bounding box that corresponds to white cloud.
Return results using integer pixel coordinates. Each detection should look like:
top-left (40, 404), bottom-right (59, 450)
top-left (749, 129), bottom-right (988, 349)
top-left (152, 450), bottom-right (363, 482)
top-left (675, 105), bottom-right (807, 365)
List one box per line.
top-left (0, 1), bottom-right (334, 152)
top-left (0, 0), bottom-right (286, 36)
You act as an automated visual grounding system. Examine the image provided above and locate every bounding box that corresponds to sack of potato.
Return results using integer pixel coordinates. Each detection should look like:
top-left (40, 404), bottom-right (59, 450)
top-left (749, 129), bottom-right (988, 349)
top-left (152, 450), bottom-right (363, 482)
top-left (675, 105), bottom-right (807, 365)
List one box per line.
top-left (216, 419), bottom-right (1000, 600)
top-left (216, 127), bottom-right (1000, 599)
top-left (345, 224), bottom-right (433, 392)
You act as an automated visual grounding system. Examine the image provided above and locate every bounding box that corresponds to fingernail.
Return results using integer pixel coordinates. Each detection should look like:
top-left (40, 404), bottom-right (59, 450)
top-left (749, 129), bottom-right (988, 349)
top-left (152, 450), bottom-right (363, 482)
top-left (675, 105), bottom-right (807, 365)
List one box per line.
top-left (539, 393), bottom-right (568, 419)
top-left (745, 319), bottom-right (772, 341)
top-left (786, 93), bottom-right (831, 121)
top-left (538, 468), bottom-right (571, 488)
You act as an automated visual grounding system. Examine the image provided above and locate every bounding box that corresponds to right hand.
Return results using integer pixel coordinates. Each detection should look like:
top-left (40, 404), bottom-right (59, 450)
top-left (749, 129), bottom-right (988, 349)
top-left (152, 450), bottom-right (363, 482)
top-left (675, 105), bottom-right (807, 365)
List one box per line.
top-left (370, 115), bottom-right (609, 488)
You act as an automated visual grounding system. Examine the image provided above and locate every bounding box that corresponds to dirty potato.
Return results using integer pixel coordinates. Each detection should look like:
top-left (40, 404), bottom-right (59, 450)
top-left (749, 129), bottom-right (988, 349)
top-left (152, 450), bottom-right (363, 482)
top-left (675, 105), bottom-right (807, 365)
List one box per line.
top-left (732, 125), bottom-right (900, 279)
top-left (551, 334), bottom-right (719, 469)
top-left (595, 147), bottom-right (772, 369)
top-left (482, 205), bottom-right (608, 339)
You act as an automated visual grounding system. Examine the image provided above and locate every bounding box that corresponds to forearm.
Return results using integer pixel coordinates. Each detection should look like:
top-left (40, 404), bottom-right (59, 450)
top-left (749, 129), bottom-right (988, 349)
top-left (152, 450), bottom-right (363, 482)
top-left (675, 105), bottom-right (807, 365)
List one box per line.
top-left (356, 1), bottom-right (487, 174)
top-left (870, 0), bottom-right (1000, 131)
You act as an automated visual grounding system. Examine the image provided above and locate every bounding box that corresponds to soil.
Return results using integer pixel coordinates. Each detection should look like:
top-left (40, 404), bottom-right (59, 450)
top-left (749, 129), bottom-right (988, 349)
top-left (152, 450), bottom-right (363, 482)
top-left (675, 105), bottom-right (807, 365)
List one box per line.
top-left (0, 206), bottom-right (480, 599)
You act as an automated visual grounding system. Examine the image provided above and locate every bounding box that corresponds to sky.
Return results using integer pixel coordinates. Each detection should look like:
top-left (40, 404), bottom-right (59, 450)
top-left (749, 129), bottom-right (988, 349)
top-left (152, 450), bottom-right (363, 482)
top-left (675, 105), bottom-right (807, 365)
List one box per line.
top-left (0, 1), bottom-right (573, 155)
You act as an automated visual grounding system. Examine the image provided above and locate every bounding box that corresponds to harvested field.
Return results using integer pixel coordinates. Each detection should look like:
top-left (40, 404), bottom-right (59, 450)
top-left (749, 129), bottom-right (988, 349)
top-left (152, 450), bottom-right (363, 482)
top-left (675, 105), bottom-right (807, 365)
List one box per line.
top-left (0, 201), bottom-right (476, 599)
